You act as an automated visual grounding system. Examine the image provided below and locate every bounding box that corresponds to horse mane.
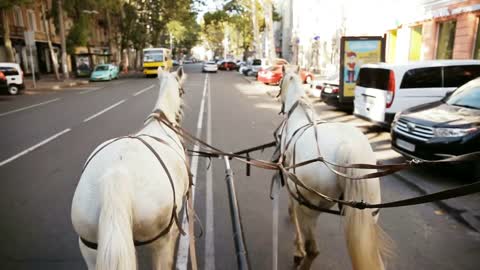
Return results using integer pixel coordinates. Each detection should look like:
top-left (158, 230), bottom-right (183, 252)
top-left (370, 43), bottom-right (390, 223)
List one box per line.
top-left (154, 72), bottom-right (183, 124)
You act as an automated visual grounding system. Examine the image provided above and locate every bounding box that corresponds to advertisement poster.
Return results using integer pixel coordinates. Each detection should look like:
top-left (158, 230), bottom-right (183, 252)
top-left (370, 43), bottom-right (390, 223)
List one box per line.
top-left (339, 36), bottom-right (385, 102)
top-left (75, 55), bottom-right (91, 77)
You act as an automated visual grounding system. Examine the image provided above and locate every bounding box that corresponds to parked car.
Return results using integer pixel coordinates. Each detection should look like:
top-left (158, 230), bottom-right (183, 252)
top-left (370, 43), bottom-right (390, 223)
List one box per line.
top-left (300, 69), bottom-right (314, 84)
top-left (202, 61), bottom-right (218, 73)
top-left (90, 64), bottom-right (119, 81)
top-left (0, 62), bottom-right (24, 95)
top-left (0, 71), bottom-right (8, 93)
top-left (238, 61), bottom-right (249, 74)
top-left (354, 60), bottom-right (480, 127)
top-left (219, 61), bottom-right (237, 71)
top-left (249, 58), bottom-right (267, 76)
top-left (257, 65), bottom-right (283, 85)
top-left (173, 60), bottom-right (180, 66)
top-left (390, 77), bottom-right (480, 175)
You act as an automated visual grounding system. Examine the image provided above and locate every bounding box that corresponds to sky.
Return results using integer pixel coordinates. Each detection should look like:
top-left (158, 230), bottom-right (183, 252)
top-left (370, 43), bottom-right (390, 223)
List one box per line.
top-left (195, 0), bottom-right (224, 21)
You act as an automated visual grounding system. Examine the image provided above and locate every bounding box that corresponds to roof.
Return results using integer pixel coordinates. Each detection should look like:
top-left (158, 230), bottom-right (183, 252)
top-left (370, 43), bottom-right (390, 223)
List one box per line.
top-left (0, 62), bottom-right (21, 67)
top-left (361, 60), bottom-right (480, 69)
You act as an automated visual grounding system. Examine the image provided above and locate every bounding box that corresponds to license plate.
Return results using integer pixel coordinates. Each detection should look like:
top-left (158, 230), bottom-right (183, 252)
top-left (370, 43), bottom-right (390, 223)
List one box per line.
top-left (324, 87), bottom-right (332, 93)
top-left (396, 139), bottom-right (415, 152)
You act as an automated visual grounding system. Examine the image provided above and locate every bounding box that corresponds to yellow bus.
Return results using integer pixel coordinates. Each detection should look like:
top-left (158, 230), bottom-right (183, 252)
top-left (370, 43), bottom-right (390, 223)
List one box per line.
top-left (143, 48), bottom-right (173, 76)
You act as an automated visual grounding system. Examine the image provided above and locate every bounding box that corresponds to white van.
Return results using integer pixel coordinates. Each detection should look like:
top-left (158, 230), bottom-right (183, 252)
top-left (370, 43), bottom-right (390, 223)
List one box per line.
top-left (353, 60), bottom-right (480, 126)
top-left (0, 62), bottom-right (24, 95)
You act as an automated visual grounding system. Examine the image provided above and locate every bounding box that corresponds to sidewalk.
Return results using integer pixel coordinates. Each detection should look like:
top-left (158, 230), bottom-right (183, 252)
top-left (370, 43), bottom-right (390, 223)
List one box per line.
top-left (23, 71), bottom-right (144, 91)
top-left (24, 73), bottom-right (89, 91)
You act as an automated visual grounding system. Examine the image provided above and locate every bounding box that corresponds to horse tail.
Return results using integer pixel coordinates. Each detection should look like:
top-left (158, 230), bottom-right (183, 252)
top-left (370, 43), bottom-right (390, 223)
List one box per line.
top-left (96, 168), bottom-right (137, 270)
top-left (336, 143), bottom-right (392, 270)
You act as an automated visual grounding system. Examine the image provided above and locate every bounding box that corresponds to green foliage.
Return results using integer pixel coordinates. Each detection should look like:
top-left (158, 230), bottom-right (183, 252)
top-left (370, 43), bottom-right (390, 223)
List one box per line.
top-left (0, 0), bottom-right (31, 9)
top-left (66, 14), bottom-right (89, 54)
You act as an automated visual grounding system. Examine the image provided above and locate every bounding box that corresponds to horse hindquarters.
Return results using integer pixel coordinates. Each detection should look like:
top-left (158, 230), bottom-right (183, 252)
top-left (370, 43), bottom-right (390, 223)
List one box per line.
top-left (337, 144), bottom-right (389, 270)
top-left (96, 168), bottom-right (137, 270)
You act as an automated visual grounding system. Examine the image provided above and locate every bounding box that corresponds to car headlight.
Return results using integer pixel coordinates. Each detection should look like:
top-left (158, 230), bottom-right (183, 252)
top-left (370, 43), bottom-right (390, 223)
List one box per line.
top-left (392, 112), bottom-right (402, 124)
top-left (433, 127), bottom-right (478, 138)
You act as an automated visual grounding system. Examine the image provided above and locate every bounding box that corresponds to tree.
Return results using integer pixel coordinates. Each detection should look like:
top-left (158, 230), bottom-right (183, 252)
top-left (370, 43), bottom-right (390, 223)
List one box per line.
top-left (0, 0), bottom-right (31, 63)
top-left (41, 0), bottom-right (60, 80)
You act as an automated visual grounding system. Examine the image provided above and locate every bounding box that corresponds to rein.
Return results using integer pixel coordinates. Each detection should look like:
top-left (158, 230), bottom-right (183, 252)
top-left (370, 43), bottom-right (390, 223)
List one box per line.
top-left (150, 108), bottom-right (480, 213)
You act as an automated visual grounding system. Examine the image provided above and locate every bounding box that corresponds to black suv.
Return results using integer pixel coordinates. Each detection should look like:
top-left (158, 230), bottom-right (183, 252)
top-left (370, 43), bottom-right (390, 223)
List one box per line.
top-left (391, 78), bottom-right (480, 174)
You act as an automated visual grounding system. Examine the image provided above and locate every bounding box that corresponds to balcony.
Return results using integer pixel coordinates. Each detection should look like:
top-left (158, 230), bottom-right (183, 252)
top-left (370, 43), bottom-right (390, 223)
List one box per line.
top-left (10, 26), bottom-right (25, 38)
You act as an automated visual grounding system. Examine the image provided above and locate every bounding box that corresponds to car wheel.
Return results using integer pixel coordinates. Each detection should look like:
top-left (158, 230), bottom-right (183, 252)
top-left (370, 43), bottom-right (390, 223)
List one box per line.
top-left (305, 76), bottom-right (312, 84)
top-left (8, 85), bottom-right (19, 95)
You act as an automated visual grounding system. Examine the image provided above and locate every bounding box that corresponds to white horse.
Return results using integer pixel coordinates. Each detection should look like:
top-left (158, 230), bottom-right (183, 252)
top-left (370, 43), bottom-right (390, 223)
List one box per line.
top-left (71, 67), bottom-right (188, 270)
top-left (277, 72), bottom-right (391, 270)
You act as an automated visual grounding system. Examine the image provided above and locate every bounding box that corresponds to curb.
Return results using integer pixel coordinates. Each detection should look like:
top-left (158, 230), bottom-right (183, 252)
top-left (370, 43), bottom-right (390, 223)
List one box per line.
top-left (26, 80), bottom-right (89, 91)
top-left (394, 171), bottom-right (480, 232)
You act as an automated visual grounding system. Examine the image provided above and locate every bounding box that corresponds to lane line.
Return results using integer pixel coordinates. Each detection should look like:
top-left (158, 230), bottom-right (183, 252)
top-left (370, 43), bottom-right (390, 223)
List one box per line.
top-left (204, 74), bottom-right (215, 270)
top-left (132, 84), bottom-right (155, 96)
top-left (176, 73), bottom-right (209, 270)
top-left (0, 128), bottom-right (71, 167)
top-left (82, 100), bottom-right (126, 123)
top-left (77, 88), bottom-right (101, 94)
top-left (0, 98), bottom-right (60, 117)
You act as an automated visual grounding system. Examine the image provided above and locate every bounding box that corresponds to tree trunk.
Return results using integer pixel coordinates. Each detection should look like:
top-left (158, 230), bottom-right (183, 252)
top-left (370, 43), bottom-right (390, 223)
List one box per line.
top-left (2, 10), bottom-right (15, 63)
top-left (57, 0), bottom-right (69, 79)
top-left (264, 0), bottom-right (276, 65)
top-left (42, 1), bottom-right (60, 80)
top-left (105, 10), bottom-right (117, 64)
top-left (251, 0), bottom-right (259, 59)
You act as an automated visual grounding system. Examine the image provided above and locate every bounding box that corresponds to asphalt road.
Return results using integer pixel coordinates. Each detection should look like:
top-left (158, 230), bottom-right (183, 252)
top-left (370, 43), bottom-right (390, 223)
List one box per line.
top-left (0, 64), bottom-right (479, 270)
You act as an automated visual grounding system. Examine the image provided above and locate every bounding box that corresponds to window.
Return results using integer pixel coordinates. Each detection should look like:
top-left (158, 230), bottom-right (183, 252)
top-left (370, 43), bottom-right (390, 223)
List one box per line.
top-left (0, 67), bottom-right (19, 76)
top-left (356, 68), bottom-right (391, 90)
top-left (27, 9), bottom-right (37, 31)
top-left (473, 18), bottom-right (480, 59)
top-left (13, 6), bottom-right (24, 27)
top-left (409, 25), bottom-right (423, 61)
top-left (400, 67), bottom-right (442, 88)
top-left (436, 20), bottom-right (456, 59)
top-left (443, 65), bottom-right (480, 87)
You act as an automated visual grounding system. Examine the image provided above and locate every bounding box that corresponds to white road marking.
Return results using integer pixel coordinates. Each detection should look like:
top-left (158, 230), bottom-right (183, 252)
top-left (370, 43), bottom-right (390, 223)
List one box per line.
top-left (176, 74), bottom-right (209, 270)
top-left (0, 98), bottom-right (60, 117)
top-left (204, 74), bottom-right (215, 270)
top-left (132, 84), bottom-right (155, 96)
top-left (77, 88), bottom-right (101, 94)
top-left (82, 100), bottom-right (126, 123)
top-left (0, 128), bottom-right (71, 167)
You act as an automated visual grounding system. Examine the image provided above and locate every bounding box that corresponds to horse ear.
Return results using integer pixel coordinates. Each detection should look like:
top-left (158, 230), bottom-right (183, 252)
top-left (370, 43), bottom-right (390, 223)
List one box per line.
top-left (296, 65), bottom-right (300, 74)
top-left (282, 65), bottom-right (286, 75)
top-left (174, 66), bottom-right (186, 86)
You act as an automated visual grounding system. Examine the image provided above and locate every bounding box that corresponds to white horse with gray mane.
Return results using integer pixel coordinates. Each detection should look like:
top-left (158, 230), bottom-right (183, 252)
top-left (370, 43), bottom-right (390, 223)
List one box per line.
top-left (71, 67), bottom-right (188, 270)
top-left (277, 71), bottom-right (392, 270)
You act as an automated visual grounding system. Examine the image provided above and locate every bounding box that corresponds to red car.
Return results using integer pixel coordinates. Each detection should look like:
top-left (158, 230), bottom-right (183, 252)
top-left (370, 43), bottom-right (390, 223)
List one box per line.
top-left (219, 61), bottom-right (237, 71)
top-left (300, 70), bottom-right (314, 84)
top-left (257, 65), bottom-right (283, 85)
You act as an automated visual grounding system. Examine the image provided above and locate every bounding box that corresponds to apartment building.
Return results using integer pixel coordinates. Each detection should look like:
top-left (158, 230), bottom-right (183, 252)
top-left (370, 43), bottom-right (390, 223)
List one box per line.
top-left (387, 0), bottom-right (480, 62)
top-left (0, 0), bottom-right (114, 76)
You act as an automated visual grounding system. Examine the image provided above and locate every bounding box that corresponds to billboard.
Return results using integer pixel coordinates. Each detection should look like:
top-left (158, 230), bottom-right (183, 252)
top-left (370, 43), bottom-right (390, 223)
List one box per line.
top-left (339, 36), bottom-right (385, 103)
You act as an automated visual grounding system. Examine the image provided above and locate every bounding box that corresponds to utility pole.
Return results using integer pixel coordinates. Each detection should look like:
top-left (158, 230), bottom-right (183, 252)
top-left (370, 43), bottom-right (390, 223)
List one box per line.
top-left (57, 0), bottom-right (69, 79)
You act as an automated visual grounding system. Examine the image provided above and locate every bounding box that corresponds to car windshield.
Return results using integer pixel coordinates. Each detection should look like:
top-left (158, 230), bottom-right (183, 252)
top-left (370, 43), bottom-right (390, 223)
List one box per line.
top-left (94, 65), bottom-right (109, 71)
top-left (446, 80), bottom-right (480, 110)
top-left (252, 59), bottom-right (262, 65)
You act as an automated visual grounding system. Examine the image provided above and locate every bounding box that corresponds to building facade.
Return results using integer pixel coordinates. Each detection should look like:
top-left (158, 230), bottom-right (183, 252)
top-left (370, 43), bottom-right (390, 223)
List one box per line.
top-left (0, 0), bottom-right (116, 76)
top-left (387, 0), bottom-right (480, 63)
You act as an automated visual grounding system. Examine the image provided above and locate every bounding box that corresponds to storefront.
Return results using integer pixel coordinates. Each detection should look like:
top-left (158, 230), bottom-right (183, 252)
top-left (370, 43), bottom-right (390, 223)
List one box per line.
top-left (72, 46), bottom-right (111, 77)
